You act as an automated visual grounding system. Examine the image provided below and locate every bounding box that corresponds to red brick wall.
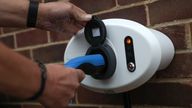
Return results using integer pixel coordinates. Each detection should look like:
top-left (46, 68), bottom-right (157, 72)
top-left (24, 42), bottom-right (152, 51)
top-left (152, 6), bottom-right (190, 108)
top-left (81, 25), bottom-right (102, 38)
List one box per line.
top-left (0, 0), bottom-right (192, 108)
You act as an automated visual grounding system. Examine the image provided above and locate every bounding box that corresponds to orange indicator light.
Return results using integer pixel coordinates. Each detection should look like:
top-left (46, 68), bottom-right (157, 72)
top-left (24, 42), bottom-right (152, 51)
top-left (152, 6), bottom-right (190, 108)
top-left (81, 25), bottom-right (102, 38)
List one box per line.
top-left (126, 38), bottom-right (132, 45)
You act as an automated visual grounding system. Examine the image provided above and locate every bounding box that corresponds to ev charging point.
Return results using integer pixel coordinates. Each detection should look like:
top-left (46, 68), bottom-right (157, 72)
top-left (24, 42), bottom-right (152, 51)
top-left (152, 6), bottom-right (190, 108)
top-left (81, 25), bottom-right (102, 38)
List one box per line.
top-left (64, 17), bottom-right (175, 93)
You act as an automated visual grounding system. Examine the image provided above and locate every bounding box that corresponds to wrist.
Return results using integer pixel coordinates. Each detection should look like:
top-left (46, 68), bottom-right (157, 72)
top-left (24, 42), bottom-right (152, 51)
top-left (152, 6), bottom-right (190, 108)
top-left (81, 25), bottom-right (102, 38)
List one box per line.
top-left (13, 61), bottom-right (41, 99)
top-left (27, 60), bottom-right (47, 100)
top-left (29, 62), bottom-right (41, 97)
top-left (21, 62), bottom-right (41, 99)
top-left (37, 65), bottom-right (53, 102)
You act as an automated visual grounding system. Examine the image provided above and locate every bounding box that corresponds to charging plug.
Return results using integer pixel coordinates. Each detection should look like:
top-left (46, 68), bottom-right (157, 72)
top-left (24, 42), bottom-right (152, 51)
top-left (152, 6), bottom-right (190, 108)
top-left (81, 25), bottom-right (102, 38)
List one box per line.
top-left (64, 54), bottom-right (106, 75)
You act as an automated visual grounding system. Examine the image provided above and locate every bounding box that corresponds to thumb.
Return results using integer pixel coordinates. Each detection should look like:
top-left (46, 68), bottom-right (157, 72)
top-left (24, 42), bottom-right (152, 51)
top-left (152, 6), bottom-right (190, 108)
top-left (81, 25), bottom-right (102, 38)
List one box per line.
top-left (76, 69), bottom-right (85, 82)
top-left (79, 14), bottom-right (92, 21)
top-left (70, 4), bottom-right (92, 21)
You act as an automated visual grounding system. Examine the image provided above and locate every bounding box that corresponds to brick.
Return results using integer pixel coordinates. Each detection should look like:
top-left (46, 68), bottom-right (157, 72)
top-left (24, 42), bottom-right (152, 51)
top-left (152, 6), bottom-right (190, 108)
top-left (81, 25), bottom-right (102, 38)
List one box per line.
top-left (16, 29), bottom-right (48, 48)
top-left (22, 104), bottom-right (44, 108)
top-left (0, 27), bottom-right (2, 35)
top-left (7, 96), bottom-right (23, 102)
top-left (0, 93), bottom-right (9, 102)
top-left (70, 0), bottom-right (116, 13)
top-left (98, 6), bottom-right (147, 25)
top-left (17, 50), bottom-right (31, 59)
top-left (77, 87), bottom-right (123, 105)
top-left (0, 35), bottom-right (14, 48)
top-left (131, 82), bottom-right (192, 107)
top-left (156, 25), bottom-right (186, 50)
top-left (78, 81), bottom-right (192, 107)
top-left (50, 32), bottom-right (73, 42)
top-left (3, 28), bottom-right (24, 33)
top-left (118, 0), bottom-right (145, 5)
top-left (148, 0), bottom-right (192, 25)
top-left (39, 0), bottom-right (44, 3)
top-left (190, 24), bottom-right (192, 47)
top-left (33, 44), bottom-right (66, 63)
top-left (0, 104), bottom-right (21, 108)
top-left (155, 53), bottom-right (192, 78)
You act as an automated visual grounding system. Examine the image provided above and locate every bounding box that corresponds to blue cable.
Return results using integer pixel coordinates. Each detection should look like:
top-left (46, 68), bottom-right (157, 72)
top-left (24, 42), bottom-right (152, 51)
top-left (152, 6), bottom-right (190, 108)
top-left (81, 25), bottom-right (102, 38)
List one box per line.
top-left (64, 54), bottom-right (105, 69)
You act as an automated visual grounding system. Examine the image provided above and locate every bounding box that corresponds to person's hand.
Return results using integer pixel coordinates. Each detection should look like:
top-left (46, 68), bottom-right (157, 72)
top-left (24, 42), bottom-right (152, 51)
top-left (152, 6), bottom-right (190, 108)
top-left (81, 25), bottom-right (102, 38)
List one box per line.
top-left (38, 64), bottom-right (85, 108)
top-left (37, 1), bottom-right (92, 33)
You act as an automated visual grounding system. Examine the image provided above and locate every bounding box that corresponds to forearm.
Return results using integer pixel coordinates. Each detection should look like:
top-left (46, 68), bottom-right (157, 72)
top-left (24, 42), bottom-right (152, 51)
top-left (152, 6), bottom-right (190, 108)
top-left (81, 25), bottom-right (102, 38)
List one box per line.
top-left (0, 0), bottom-right (29, 27)
top-left (0, 43), bottom-right (40, 99)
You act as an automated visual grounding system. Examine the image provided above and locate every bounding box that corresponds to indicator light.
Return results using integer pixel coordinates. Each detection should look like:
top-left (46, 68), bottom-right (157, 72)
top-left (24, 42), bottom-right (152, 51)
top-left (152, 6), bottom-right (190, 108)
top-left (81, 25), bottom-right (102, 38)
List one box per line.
top-left (126, 37), bottom-right (132, 45)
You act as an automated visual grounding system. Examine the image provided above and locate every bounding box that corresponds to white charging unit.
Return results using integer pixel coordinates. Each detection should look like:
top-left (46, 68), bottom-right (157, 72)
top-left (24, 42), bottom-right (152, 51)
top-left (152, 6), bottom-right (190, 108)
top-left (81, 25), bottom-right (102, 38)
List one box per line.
top-left (64, 19), bottom-right (175, 93)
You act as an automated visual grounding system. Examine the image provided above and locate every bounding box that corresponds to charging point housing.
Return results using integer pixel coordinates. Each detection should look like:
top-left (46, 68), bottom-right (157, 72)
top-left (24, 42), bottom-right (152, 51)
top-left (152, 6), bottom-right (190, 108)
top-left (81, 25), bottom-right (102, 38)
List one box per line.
top-left (64, 18), bottom-right (175, 93)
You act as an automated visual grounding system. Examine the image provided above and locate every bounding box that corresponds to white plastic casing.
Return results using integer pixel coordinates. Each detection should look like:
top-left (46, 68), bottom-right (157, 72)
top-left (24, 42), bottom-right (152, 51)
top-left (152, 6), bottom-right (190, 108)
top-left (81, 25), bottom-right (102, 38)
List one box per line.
top-left (64, 19), bottom-right (175, 93)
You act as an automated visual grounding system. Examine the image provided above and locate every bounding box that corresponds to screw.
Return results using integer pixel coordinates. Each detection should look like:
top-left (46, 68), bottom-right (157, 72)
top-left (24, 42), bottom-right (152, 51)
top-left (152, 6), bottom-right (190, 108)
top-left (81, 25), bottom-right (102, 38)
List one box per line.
top-left (128, 62), bottom-right (135, 72)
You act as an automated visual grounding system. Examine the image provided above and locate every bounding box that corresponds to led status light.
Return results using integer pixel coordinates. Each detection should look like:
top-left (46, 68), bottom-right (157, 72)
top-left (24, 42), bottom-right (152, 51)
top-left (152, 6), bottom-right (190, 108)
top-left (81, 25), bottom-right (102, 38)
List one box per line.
top-left (126, 37), bottom-right (132, 45)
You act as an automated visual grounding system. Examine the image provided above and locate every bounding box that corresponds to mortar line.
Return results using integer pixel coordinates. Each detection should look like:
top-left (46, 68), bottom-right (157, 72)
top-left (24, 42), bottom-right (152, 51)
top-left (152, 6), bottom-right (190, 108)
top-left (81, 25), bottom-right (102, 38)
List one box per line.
top-left (188, 24), bottom-right (192, 49)
top-left (0, 33), bottom-right (14, 38)
top-left (151, 18), bottom-right (192, 28)
top-left (175, 49), bottom-right (192, 54)
top-left (75, 92), bottom-right (79, 104)
top-left (149, 78), bottom-right (192, 83)
top-left (13, 42), bottom-right (192, 56)
top-left (13, 33), bottom-right (17, 49)
top-left (30, 49), bottom-right (34, 60)
top-left (115, 0), bottom-right (119, 7)
top-left (93, 0), bottom-right (154, 16)
top-left (145, 4), bottom-right (150, 26)
top-left (14, 40), bottom-right (69, 51)
top-left (0, 27), bottom-right (3, 34)
top-left (149, 0), bottom-right (159, 3)
top-left (0, 28), bottom-right (35, 38)
top-left (185, 24), bottom-right (192, 49)
top-left (47, 31), bottom-right (51, 43)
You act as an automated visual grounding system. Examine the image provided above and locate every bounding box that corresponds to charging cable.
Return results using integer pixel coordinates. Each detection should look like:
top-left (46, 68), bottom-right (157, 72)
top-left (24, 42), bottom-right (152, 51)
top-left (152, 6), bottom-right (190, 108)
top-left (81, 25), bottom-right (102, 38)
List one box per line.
top-left (123, 93), bottom-right (132, 108)
top-left (64, 54), bottom-right (105, 75)
top-left (65, 54), bottom-right (132, 108)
